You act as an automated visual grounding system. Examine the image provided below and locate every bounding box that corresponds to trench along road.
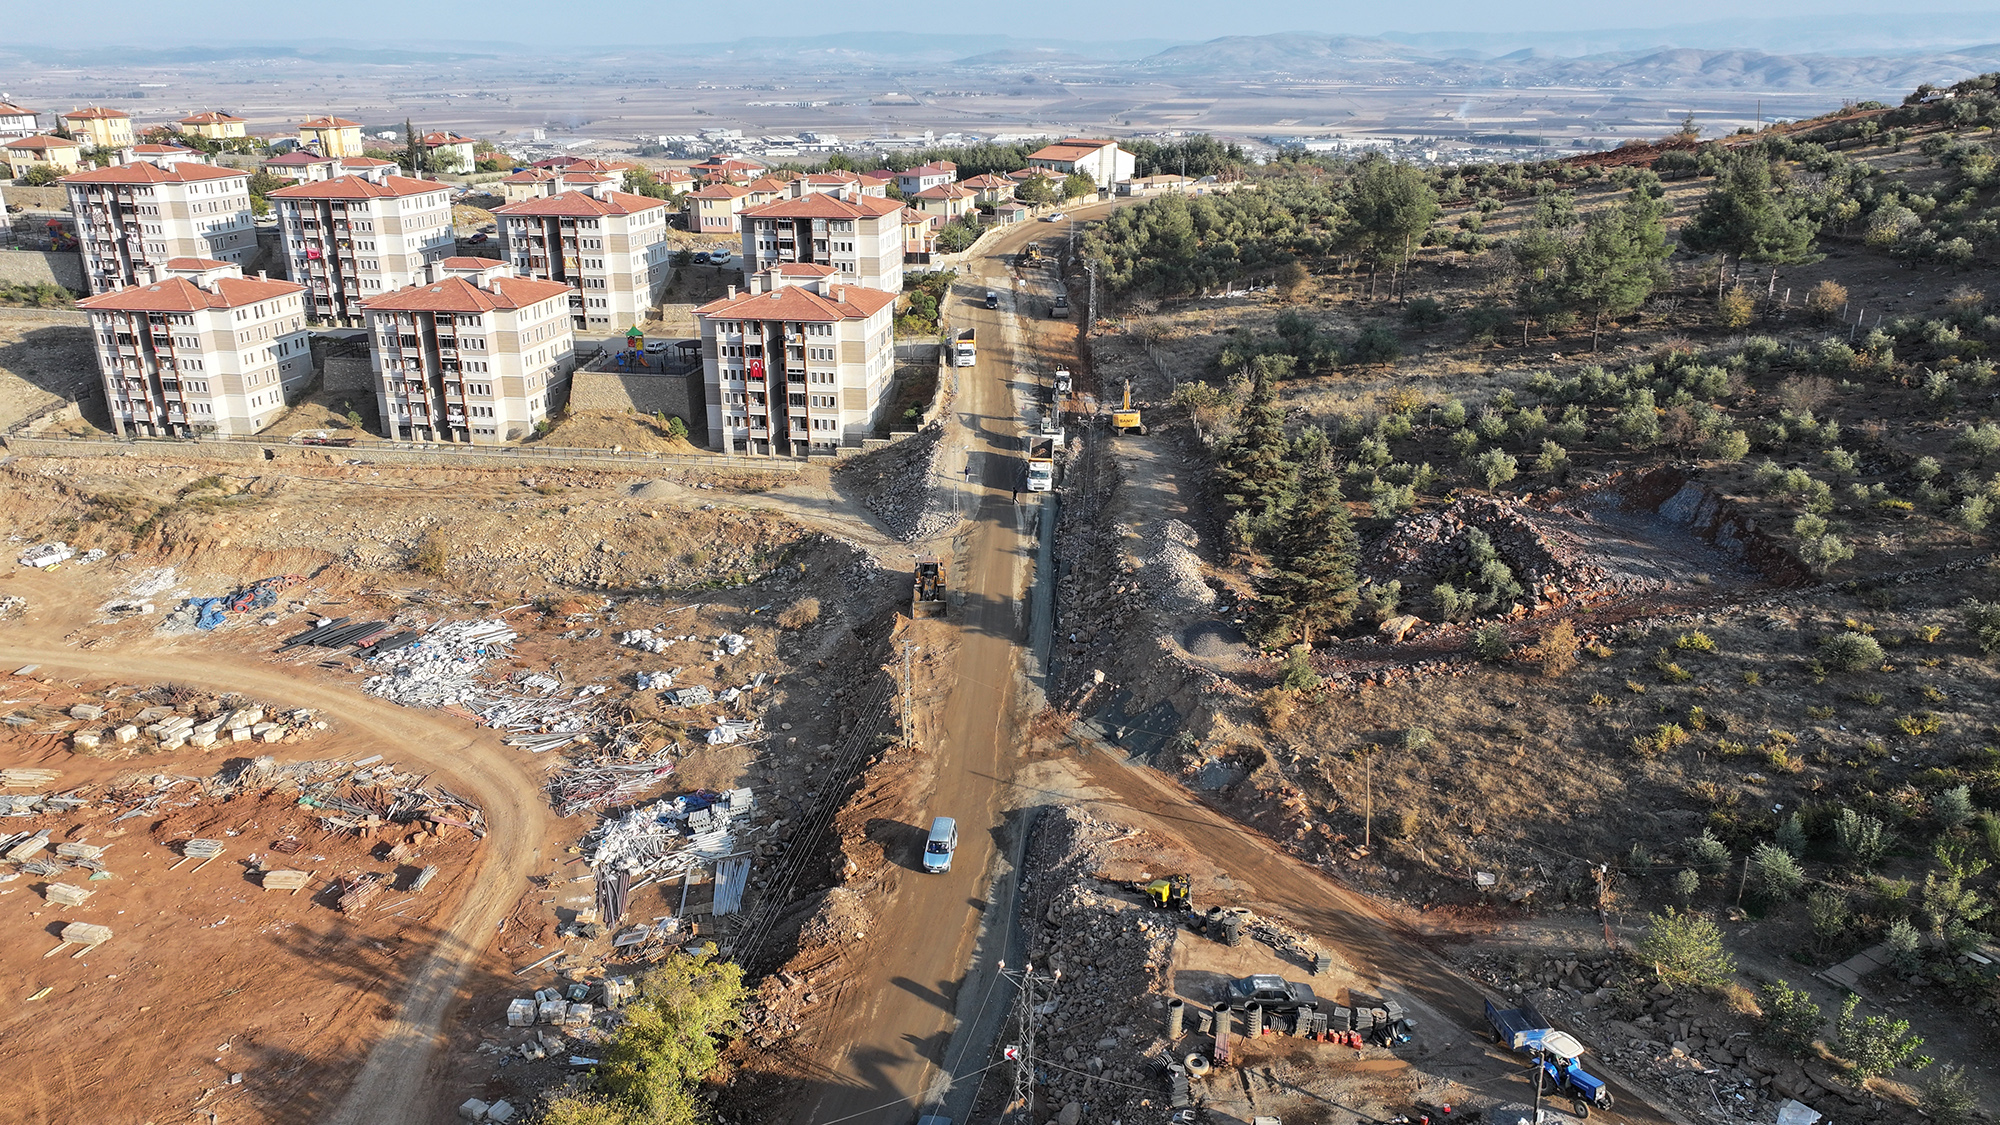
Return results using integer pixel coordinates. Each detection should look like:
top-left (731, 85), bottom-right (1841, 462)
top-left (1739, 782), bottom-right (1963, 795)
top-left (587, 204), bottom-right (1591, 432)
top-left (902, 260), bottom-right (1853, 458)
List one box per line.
top-left (0, 576), bottom-right (551, 1125)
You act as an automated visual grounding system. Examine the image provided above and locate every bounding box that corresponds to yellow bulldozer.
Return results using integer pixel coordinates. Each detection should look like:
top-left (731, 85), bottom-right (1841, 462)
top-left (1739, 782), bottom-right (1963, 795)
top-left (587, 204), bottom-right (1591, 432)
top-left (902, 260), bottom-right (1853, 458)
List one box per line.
top-left (912, 555), bottom-right (947, 618)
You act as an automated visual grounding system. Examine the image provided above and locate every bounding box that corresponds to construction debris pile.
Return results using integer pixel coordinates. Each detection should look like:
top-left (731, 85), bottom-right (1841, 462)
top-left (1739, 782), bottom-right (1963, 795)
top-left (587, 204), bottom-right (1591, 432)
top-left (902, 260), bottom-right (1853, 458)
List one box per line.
top-left (1141, 519), bottom-right (1216, 616)
top-left (359, 619), bottom-right (521, 707)
top-left (18, 541), bottom-right (74, 568)
top-left (586, 789), bottom-right (754, 881)
top-left (162, 574), bottom-right (307, 631)
top-left (1009, 807), bottom-right (1181, 1122)
top-left (855, 422), bottom-right (957, 542)
top-left (1364, 496), bottom-right (1659, 612)
top-left (546, 749), bottom-right (678, 818)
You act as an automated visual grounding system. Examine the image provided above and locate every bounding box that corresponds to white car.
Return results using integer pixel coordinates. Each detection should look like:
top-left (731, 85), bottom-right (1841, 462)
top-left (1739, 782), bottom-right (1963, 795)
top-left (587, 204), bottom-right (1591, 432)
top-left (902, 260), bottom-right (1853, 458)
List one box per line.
top-left (1043, 212), bottom-right (1066, 223)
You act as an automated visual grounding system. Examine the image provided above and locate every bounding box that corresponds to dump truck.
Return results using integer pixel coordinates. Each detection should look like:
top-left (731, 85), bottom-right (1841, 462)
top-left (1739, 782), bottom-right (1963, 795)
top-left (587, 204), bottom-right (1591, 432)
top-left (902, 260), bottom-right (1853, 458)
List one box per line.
top-left (1486, 998), bottom-right (1614, 1118)
top-left (954, 328), bottom-right (976, 367)
top-left (1025, 436), bottom-right (1055, 492)
top-left (912, 556), bottom-right (947, 617)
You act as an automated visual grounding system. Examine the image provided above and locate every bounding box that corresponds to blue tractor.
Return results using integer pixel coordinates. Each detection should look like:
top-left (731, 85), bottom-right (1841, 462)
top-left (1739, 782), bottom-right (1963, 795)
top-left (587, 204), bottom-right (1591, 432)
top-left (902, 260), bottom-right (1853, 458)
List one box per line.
top-left (1485, 999), bottom-right (1615, 1119)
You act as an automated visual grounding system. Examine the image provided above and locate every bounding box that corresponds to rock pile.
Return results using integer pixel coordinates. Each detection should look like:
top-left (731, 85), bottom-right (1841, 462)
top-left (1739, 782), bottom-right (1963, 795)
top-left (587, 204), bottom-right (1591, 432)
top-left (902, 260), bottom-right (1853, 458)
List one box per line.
top-left (1142, 519), bottom-right (1215, 616)
top-left (860, 424), bottom-right (958, 542)
top-left (1365, 496), bottom-right (1664, 610)
top-left (1010, 809), bottom-right (1180, 1121)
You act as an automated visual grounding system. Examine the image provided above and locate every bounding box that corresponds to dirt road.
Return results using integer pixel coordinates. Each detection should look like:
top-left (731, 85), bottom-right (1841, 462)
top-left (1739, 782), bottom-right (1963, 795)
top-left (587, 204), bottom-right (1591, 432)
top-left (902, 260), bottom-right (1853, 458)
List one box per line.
top-left (0, 575), bottom-right (552, 1125)
top-left (1070, 748), bottom-right (1695, 1125)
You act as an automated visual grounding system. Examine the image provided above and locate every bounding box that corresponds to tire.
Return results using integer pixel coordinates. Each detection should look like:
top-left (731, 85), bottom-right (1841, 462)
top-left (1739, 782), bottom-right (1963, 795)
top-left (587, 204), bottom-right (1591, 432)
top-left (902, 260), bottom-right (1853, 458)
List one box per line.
top-left (1572, 1098), bottom-right (1590, 1119)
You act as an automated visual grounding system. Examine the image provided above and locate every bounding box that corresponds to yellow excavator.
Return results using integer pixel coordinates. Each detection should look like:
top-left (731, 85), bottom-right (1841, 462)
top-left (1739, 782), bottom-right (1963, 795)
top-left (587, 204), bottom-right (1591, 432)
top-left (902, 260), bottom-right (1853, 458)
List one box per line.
top-left (1111, 378), bottom-right (1144, 435)
top-left (912, 555), bottom-right (946, 618)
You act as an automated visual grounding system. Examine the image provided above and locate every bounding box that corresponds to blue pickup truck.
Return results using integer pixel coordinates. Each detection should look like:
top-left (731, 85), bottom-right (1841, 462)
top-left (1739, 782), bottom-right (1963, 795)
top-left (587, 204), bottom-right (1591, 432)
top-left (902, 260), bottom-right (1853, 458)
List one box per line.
top-left (1485, 998), bottom-right (1615, 1118)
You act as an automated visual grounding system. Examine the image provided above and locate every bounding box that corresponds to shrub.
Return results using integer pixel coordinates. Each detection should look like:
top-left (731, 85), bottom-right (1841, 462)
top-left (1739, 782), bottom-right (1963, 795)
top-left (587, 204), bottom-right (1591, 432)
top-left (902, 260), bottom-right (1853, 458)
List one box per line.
top-left (1819, 632), bottom-right (1884, 672)
top-left (1278, 644), bottom-right (1321, 693)
top-left (1750, 842), bottom-right (1804, 901)
top-left (1404, 296), bottom-right (1448, 326)
top-left (1961, 599), bottom-right (2000, 653)
top-left (1807, 887), bottom-right (1851, 950)
top-left (1932, 784), bottom-right (1974, 828)
top-left (1469, 624), bottom-right (1509, 662)
top-left (1705, 429), bottom-right (1751, 461)
top-left (776, 598), bottom-right (821, 630)
top-left (1686, 827), bottom-right (1731, 876)
top-left (1474, 448), bottom-right (1518, 491)
top-left (1804, 279), bottom-right (1848, 323)
top-left (1717, 286), bottom-right (1755, 329)
top-left (1537, 619), bottom-right (1579, 678)
top-left (1834, 808), bottom-right (1887, 869)
top-left (1758, 980), bottom-right (1824, 1057)
top-left (1674, 867), bottom-right (1702, 900)
top-left (1798, 533), bottom-right (1853, 576)
top-left (411, 533), bottom-right (450, 578)
top-left (1920, 1065), bottom-right (1977, 1125)
top-left (1832, 993), bottom-right (1932, 1080)
top-left (1636, 908), bottom-right (1737, 989)
top-left (1676, 630), bottom-right (1716, 653)
top-left (1896, 711), bottom-right (1940, 737)
top-left (1775, 812), bottom-right (1808, 855)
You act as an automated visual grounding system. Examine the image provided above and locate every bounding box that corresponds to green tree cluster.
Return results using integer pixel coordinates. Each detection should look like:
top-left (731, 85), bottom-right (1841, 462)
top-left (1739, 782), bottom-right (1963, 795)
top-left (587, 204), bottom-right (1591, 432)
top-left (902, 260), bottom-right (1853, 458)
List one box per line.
top-left (1679, 153), bottom-right (1821, 264)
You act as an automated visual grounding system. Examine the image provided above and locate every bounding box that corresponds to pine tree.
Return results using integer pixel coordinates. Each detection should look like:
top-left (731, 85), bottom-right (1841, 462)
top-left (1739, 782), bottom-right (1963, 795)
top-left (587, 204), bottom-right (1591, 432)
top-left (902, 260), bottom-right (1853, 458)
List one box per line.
top-left (1257, 455), bottom-right (1359, 646)
top-left (1558, 192), bottom-right (1673, 349)
top-left (1680, 153), bottom-right (1820, 264)
top-left (1214, 369), bottom-right (1295, 543)
top-left (403, 118), bottom-right (422, 177)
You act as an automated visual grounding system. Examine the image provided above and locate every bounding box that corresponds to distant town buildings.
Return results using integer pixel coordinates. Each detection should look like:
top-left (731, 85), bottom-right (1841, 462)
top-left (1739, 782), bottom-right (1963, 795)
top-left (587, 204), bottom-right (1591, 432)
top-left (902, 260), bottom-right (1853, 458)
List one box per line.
top-left (63, 162), bottom-right (255, 294)
top-left (77, 258), bottom-right (311, 438)
top-left (260, 152), bottom-right (396, 184)
top-left (61, 107), bottom-right (134, 150)
top-left (361, 258), bottom-right (576, 444)
top-left (738, 185), bottom-right (908, 293)
top-left (1026, 138), bottom-right (1134, 189)
top-left (296, 116), bottom-right (365, 158)
top-left (269, 175), bottom-right (456, 325)
top-left (0, 100), bottom-right (39, 141)
top-left (5, 134), bottom-right (81, 179)
top-left (696, 268), bottom-right (897, 456)
top-left (492, 190), bottom-right (674, 332)
top-left (177, 112), bottom-right (248, 140)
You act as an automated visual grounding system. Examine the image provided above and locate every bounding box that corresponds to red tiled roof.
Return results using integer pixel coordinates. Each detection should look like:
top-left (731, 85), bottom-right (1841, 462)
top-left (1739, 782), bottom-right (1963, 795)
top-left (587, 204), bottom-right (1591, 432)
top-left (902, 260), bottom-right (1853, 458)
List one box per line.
top-left (696, 282), bottom-right (897, 323)
top-left (180, 112), bottom-right (247, 125)
top-left (362, 274), bottom-right (573, 314)
top-left (770, 263), bottom-right (838, 277)
top-left (0, 102), bottom-right (35, 117)
top-left (741, 193), bottom-right (903, 220)
top-left (1058, 137), bottom-right (1115, 148)
top-left (77, 274), bottom-right (303, 312)
top-left (436, 256), bottom-right (505, 269)
top-left (62, 162), bottom-right (246, 185)
top-left (1028, 144), bottom-right (1102, 163)
top-left (265, 151), bottom-right (335, 165)
top-left (298, 116), bottom-right (363, 129)
top-left (163, 256), bottom-right (231, 269)
top-left (502, 168), bottom-right (556, 183)
top-left (962, 173), bottom-right (1013, 189)
top-left (689, 183), bottom-right (752, 200)
top-left (130, 144), bottom-right (197, 154)
top-left (63, 106), bottom-right (129, 120)
top-left (912, 184), bottom-right (975, 200)
top-left (492, 190), bottom-right (667, 218)
top-left (268, 174), bottom-right (449, 200)
top-left (418, 132), bottom-right (474, 147)
top-left (746, 176), bottom-right (787, 192)
top-left (340, 156), bottom-right (396, 168)
top-left (5, 135), bottom-right (79, 152)
top-left (902, 161), bottom-right (956, 177)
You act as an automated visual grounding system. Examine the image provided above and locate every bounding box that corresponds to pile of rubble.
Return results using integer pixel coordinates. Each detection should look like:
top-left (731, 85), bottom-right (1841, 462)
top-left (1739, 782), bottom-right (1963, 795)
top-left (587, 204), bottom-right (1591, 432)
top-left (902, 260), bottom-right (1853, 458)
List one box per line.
top-left (859, 424), bottom-right (957, 542)
top-left (1140, 519), bottom-right (1216, 616)
top-left (57, 694), bottom-right (326, 757)
top-left (1011, 808), bottom-right (1180, 1122)
top-left (585, 788), bottom-right (756, 883)
top-left (361, 619), bottom-right (520, 708)
top-left (1469, 952), bottom-right (1884, 1125)
top-left (1364, 496), bottom-right (1663, 610)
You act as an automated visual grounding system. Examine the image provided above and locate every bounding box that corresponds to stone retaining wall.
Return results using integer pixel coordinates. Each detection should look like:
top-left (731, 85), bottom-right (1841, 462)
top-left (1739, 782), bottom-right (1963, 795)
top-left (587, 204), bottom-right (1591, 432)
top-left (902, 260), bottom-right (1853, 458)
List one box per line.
top-left (0, 250), bottom-right (85, 293)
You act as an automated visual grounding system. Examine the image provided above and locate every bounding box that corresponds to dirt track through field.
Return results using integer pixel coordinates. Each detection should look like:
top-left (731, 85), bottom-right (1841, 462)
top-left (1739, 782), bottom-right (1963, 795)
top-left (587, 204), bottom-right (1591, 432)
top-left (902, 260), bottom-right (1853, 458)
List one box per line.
top-left (0, 576), bottom-right (551, 1125)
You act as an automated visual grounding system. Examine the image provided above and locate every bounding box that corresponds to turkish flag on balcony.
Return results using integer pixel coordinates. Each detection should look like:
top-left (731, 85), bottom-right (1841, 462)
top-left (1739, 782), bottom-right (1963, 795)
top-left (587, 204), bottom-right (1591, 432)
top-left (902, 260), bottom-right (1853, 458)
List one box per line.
top-left (748, 358), bottom-right (764, 379)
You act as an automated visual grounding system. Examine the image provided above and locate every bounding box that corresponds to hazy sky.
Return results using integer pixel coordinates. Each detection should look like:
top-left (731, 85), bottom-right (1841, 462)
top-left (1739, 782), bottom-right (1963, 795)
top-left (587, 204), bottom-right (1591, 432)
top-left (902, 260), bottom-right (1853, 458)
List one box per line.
top-left (11, 0), bottom-right (1998, 45)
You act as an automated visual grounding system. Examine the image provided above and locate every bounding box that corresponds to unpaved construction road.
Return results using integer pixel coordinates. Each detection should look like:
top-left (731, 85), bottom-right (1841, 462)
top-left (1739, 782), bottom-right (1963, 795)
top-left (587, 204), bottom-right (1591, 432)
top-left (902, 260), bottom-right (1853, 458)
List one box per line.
top-left (0, 575), bottom-right (552, 1125)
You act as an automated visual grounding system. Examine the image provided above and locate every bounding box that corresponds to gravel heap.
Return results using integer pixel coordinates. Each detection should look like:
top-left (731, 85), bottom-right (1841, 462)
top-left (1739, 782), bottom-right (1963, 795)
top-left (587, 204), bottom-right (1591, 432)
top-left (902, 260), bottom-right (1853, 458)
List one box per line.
top-left (861, 424), bottom-right (957, 542)
top-left (1011, 808), bottom-right (1180, 1125)
top-left (1142, 519), bottom-right (1215, 616)
top-left (1364, 496), bottom-right (1663, 609)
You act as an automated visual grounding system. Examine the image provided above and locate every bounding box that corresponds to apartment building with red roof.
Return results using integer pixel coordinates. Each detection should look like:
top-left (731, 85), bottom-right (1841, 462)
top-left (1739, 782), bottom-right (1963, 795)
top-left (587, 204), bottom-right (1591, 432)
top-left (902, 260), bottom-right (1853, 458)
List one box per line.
top-left (4, 134), bottom-right (82, 179)
top-left (738, 182), bottom-right (908, 292)
top-left (0, 101), bottom-right (40, 141)
top-left (895, 161), bottom-right (956, 196)
top-left (269, 175), bottom-right (456, 325)
top-left (77, 258), bottom-right (311, 438)
top-left (1026, 137), bottom-right (1134, 189)
top-left (688, 181), bottom-right (754, 234)
top-left (296, 116), bottom-right (364, 158)
top-left (177, 112), bottom-right (248, 140)
top-left (61, 106), bottom-right (134, 150)
top-left (361, 259), bottom-right (576, 444)
top-left (63, 161), bottom-right (255, 294)
top-left (492, 190), bottom-right (674, 332)
top-left (695, 268), bottom-right (898, 455)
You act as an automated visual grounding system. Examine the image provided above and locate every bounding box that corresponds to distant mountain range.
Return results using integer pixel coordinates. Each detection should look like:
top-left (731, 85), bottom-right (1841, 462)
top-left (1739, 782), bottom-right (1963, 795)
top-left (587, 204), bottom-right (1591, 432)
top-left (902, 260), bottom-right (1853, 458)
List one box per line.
top-left (1101, 34), bottom-right (2000, 90)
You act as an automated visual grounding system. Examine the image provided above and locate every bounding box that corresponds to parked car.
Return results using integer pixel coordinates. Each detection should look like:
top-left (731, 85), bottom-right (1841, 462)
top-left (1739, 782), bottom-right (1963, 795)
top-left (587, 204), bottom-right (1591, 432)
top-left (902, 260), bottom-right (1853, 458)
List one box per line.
top-left (984, 290), bottom-right (998, 309)
top-left (922, 817), bottom-right (958, 873)
top-left (692, 252), bottom-right (711, 264)
top-left (644, 340), bottom-right (670, 354)
top-left (709, 249), bottom-right (733, 265)
top-left (1043, 212), bottom-right (1066, 223)
top-left (466, 232), bottom-right (487, 244)
top-left (1220, 975), bottom-right (1319, 1013)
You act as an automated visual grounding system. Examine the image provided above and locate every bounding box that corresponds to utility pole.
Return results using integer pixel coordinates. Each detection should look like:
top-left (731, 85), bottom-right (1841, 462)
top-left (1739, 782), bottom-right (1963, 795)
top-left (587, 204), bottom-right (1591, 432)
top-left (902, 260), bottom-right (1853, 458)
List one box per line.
top-left (1362, 744), bottom-right (1373, 851)
top-left (1004, 962), bottom-right (1059, 1123)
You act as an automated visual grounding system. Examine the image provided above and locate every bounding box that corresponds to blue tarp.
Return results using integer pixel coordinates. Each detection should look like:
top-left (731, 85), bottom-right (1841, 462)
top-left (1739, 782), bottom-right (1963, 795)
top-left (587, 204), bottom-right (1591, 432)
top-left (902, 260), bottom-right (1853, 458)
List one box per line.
top-left (187, 597), bottom-right (229, 630)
